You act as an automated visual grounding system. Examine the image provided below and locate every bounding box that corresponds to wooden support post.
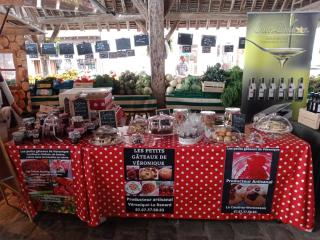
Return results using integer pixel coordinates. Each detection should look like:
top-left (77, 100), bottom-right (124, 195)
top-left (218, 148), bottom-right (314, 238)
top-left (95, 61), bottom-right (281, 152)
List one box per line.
top-left (148, 0), bottom-right (165, 108)
top-left (165, 20), bottom-right (179, 41)
top-left (50, 24), bottom-right (60, 42)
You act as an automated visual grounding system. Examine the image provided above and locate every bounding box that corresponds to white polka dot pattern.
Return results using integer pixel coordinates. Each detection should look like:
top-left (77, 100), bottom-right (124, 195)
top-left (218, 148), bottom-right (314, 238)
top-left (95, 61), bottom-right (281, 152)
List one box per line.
top-left (5, 133), bottom-right (315, 232)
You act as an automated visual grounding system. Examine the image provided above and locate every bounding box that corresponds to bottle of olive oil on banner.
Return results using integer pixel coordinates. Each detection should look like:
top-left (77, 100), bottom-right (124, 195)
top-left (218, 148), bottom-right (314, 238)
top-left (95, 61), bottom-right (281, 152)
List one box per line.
top-left (258, 78), bottom-right (267, 100)
top-left (278, 77), bottom-right (286, 101)
top-left (297, 77), bottom-right (304, 100)
top-left (288, 77), bottom-right (295, 100)
top-left (248, 77), bottom-right (256, 100)
top-left (268, 78), bottom-right (276, 100)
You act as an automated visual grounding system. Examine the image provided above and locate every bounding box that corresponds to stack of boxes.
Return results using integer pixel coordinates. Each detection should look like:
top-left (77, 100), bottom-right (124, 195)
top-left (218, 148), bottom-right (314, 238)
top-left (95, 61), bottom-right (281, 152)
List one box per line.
top-left (59, 88), bottom-right (125, 126)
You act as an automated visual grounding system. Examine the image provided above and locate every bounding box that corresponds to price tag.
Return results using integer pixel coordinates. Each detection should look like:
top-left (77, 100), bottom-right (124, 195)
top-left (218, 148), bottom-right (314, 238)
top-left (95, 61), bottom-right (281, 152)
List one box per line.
top-left (99, 110), bottom-right (117, 128)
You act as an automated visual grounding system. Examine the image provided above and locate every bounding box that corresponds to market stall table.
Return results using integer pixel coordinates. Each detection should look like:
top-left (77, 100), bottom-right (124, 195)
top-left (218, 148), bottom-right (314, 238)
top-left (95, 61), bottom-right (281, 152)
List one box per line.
top-left (6, 133), bottom-right (315, 232)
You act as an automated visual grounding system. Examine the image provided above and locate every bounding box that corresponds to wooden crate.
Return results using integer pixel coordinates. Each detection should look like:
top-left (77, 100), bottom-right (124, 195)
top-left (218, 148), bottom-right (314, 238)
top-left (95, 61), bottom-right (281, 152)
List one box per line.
top-left (298, 108), bottom-right (320, 130)
top-left (202, 81), bottom-right (225, 93)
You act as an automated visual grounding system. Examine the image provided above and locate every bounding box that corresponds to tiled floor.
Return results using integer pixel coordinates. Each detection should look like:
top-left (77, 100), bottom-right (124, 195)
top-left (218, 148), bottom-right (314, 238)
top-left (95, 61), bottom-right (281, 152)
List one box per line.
top-left (0, 197), bottom-right (319, 240)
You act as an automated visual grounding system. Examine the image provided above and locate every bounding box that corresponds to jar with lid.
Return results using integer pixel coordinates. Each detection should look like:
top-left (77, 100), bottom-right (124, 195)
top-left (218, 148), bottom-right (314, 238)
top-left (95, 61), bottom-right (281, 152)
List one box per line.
top-left (200, 111), bottom-right (216, 129)
top-left (173, 109), bottom-right (188, 126)
top-left (224, 107), bottom-right (241, 126)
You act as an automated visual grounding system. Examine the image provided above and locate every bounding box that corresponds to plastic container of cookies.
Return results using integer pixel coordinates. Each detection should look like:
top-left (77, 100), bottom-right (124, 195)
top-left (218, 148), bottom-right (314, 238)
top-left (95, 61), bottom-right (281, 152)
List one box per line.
top-left (210, 125), bottom-right (242, 144)
top-left (253, 113), bottom-right (292, 135)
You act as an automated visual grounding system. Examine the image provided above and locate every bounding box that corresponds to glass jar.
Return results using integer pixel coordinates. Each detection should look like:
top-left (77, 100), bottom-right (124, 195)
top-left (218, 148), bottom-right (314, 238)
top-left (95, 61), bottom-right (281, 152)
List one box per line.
top-left (173, 109), bottom-right (188, 126)
top-left (200, 111), bottom-right (216, 129)
top-left (148, 114), bottom-right (175, 135)
top-left (224, 107), bottom-right (241, 126)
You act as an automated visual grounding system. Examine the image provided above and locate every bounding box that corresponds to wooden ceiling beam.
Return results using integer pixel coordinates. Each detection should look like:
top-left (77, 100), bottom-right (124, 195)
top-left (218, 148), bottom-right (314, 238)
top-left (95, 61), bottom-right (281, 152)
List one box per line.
top-left (240, 0), bottom-right (246, 11)
top-left (89, 0), bottom-right (108, 13)
top-left (297, 0), bottom-right (320, 10)
top-left (50, 24), bottom-right (61, 41)
top-left (131, 0), bottom-right (148, 20)
top-left (251, 0), bottom-right (257, 11)
top-left (38, 14), bottom-right (144, 24)
top-left (261, 0), bottom-right (267, 11)
top-left (164, 0), bottom-right (175, 17)
top-left (165, 20), bottom-right (180, 41)
top-left (167, 12), bottom-right (247, 21)
top-left (280, 0), bottom-right (289, 11)
top-left (230, 0), bottom-right (235, 11)
top-left (135, 20), bottom-right (147, 33)
top-left (272, 0), bottom-right (279, 10)
top-left (206, 0), bottom-right (212, 29)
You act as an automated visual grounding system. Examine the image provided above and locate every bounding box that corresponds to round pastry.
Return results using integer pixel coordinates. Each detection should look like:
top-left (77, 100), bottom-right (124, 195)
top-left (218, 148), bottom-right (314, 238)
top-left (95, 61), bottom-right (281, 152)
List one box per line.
top-left (244, 185), bottom-right (267, 207)
top-left (159, 167), bottom-right (172, 180)
top-left (141, 182), bottom-right (156, 194)
top-left (229, 184), bottom-right (245, 205)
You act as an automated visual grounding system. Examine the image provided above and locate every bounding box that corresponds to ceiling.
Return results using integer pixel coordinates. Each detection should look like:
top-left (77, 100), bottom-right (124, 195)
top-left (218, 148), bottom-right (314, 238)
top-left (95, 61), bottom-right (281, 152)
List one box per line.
top-left (0, 0), bottom-right (319, 34)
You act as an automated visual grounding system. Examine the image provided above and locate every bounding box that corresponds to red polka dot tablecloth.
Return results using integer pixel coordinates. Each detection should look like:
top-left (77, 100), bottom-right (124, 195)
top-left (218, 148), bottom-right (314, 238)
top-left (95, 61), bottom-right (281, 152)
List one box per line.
top-left (5, 133), bottom-right (315, 232)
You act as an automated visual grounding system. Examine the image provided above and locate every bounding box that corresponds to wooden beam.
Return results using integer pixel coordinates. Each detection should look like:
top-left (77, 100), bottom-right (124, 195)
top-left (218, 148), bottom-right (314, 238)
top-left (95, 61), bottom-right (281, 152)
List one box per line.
top-left (38, 12), bottom-right (247, 25)
top-left (227, 19), bottom-right (231, 29)
top-left (135, 20), bottom-right (147, 33)
top-left (38, 14), bottom-right (144, 24)
top-left (166, 12), bottom-right (247, 21)
top-left (89, 0), bottom-right (107, 13)
top-left (0, 0), bottom-right (24, 6)
top-left (165, 20), bottom-right (179, 41)
top-left (206, 0), bottom-right (212, 29)
top-left (240, 0), bottom-right (246, 11)
top-left (261, 0), bottom-right (267, 11)
top-left (280, 0), bottom-right (289, 11)
top-left (131, 0), bottom-right (148, 20)
top-left (120, 0), bottom-right (127, 12)
top-left (298, 0), bottom-right (320, 10)
top-left (219, 0), bottom-right (224, 11)
top-left (230, 0), bottom-right (235, 11)
top-left (164, 0), bottom-right (175, 17)
top-left (148, 0), bottom-right (165, 107)
top-left (272, 0), bottom-right (279, 10)
top-left (50, 24), bottom-right (60, 41)
top-left (251, 0), bottom-right (257, 11)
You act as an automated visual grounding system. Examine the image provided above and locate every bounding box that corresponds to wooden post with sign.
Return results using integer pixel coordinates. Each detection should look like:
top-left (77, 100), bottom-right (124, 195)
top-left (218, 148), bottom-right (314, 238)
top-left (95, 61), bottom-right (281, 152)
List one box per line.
top-left (148, 0), bottom-right (165, 108)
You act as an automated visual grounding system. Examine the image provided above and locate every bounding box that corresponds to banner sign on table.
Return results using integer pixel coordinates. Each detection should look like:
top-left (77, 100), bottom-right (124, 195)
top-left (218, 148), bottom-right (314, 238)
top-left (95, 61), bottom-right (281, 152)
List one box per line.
top-left (124, 148), bottom-right (175, 213)
top-left (241, 12), bottom-right (319, 121)
top-left (19, 149), bottom-right (75, 213)
top-left (222, 147), bottom-right (280, 214)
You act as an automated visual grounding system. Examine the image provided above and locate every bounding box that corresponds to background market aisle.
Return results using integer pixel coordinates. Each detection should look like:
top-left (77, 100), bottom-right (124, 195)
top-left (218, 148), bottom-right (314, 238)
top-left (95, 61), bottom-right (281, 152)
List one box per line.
top-left (0, 194), bottom-right (319, 240)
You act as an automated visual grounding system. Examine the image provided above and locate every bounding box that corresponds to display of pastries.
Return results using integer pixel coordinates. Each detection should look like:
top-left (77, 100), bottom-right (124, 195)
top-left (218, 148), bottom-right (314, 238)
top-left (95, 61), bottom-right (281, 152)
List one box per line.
top-left (229, 184), bottom-right (246, 205)
top-left (149, 114), bottom-right (174, 135)
top-left (211, 125), bottom-right (240, 143)
top-left (127, 117), bottom-right (148, 135)
top-left (244, 185), bottom-right (267, 207)
top-left (159, 167), bottom-right (172, 180)
top-left (90, 126), bottom-right (122, 146)
top-left (141, 181), bottom-right (157, 194)
top-left (254, 114), bottom-right (292, 134)
top-left (139, 167), bottom-right (158, 180)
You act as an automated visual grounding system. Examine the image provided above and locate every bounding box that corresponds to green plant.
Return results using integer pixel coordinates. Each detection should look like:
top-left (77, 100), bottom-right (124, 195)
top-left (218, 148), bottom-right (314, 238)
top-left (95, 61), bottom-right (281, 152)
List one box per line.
top-left (221, 66), bottom-right (243, 107)
top-left (308, 75), bottom-right (320, 93)
top-left (202, 63), bottom-right (227, 82)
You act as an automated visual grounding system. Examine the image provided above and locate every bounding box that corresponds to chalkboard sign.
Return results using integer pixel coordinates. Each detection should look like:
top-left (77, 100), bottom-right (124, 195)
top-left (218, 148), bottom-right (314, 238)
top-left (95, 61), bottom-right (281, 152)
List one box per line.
top-left (77, 42), bottom-right (93, 55)
top-left (232, 114), bottom-right (246, 133)
top-left (178, 33), bottom-right (193, 46)
top-left (95, 40), bottom-right (110, 52)
top-left (29, 54), bottom-right (38, 58)
top-left (26, 43), bottom-right (38, 55)
top-left (59, 43), bottom-right (74, 55)
top-left (238, 37), bottom-right (246, 49)
top-left (134, 34), bottom-right (149, 46)
top-left (99, 52), bottom-right (109, 58)
top-left (64, 98), bottom-right (70, 114)
top-left (73, 98), bottom-right (89, 120)
top-left (201, 35), bottom-right (216, 47)
top-left (117, 51), bottom-right (127, 58)
top-left (109, 52), bottom-right (118, 59)
top-left (202, 46), bottom-right (211, 53)
top-left (42, 43), bottom-right (56, 55)
top-left (99, 110), bottom-right (117, 128)
top-left (116, 38), bottom-right (131, 50)
top-left (85, 54), bottom-right (94, 59)
top-left (182, 45), bottom-right (191, 53)
top-left (65, 54), bottom-right (73, 59)
top-left (224, 45), bottom-right (234, 52)
top-left (126, 49), bottom-right (135, 57)
top-left (156, 109), bottom-right (172, 115)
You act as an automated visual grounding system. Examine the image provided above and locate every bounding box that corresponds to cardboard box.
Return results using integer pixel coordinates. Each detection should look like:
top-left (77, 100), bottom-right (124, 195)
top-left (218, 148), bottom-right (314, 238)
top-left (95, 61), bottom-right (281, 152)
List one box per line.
top-left (88, 94), bottom-right (113, 111)
top-left (298, 108), bottom-right (320, 130)
top-left (59, 88), bottom-right (112, 107)
top-left (202, 81), bottom-right (225, 93)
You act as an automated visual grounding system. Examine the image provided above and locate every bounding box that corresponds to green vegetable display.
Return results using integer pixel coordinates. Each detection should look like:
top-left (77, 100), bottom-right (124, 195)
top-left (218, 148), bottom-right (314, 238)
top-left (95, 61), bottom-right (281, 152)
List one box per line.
top-left (175, 75), bottom-right (202, 93)
top-left (201, 63), bottom-right (227, 82)
top-left (221, 66), bottom-right (243, 107)
top-left (309, 75), bottom-right (320, 93)
top-left (93, 74), bottom-right (120, 94)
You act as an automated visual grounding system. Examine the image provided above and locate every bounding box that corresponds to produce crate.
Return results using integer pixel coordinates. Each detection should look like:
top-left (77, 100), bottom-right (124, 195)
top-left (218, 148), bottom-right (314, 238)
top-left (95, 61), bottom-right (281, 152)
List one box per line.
top-left (113, 95), bottom-right (157, 112)
top-left (165, 92), bottom-right (224, 113)
top-left (298, 108), bottom-right (320, 130)
top-left (31, 95), bottom-right (59, 112)
top-left (202, 81), bottom-right (225, 93)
